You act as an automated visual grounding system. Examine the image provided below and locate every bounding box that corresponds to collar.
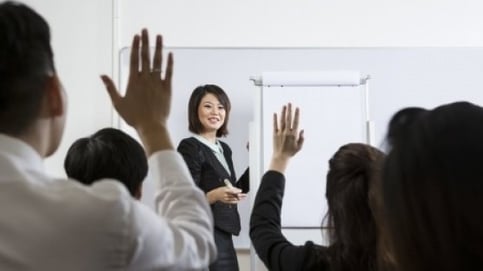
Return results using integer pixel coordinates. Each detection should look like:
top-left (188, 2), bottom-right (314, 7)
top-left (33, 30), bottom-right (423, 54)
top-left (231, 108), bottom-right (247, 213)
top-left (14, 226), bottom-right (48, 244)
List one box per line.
top-left (0, 133), bottom-right (45, 175)
top-left (193, 134), bottom-right (224, 154)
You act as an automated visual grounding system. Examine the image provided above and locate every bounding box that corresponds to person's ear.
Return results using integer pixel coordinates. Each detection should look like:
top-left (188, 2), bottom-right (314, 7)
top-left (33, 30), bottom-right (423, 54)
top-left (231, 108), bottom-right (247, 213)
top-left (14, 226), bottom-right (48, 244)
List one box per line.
top-left (44, 74), bottom-right (65, 117)
top-left (134, 183), bottom-right (143, 200)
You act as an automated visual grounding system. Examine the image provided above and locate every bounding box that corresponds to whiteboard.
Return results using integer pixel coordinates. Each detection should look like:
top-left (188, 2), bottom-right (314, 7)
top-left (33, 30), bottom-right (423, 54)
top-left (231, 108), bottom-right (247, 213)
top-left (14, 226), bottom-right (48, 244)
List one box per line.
top-left (118, 47), bottom-right (483, 249)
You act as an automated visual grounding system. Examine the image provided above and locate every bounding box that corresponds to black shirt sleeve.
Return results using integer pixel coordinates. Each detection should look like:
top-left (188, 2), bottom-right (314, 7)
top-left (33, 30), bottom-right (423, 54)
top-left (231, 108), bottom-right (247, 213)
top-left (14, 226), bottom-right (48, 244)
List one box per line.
top-left (250, 170), bottom-right (328, 271)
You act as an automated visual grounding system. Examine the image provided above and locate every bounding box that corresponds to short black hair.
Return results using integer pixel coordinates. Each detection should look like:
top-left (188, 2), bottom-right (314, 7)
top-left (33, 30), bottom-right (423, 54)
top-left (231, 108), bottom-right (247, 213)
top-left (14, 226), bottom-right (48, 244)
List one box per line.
top-left (0, 1), bottom-right (55, 135)
top-left (64, 128), bottom-right (148, 197)
top-left (188, 84), bottom-right (231, 137)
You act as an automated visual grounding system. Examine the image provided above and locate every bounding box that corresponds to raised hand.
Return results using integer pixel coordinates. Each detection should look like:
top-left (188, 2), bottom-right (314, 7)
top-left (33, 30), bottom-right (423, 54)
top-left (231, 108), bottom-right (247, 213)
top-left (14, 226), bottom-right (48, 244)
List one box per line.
top-left (101, 29), bottom-right (173, 129)
top-left (100, 29), bottom-right (174, 155)
top-left (269, 103), bottom-right (304, 173)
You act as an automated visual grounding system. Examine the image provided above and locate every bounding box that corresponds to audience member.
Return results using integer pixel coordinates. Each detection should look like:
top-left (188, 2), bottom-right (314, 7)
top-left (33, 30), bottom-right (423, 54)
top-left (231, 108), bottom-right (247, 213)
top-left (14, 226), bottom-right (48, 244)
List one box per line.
top-left (250, 103), bottom-right (385, 271)
top-left (0, 2), bottom-right (215, 270)
top-left (65, 128), bottom-right (147, 199)
top-left (382, 101), bottom-right (483, 271)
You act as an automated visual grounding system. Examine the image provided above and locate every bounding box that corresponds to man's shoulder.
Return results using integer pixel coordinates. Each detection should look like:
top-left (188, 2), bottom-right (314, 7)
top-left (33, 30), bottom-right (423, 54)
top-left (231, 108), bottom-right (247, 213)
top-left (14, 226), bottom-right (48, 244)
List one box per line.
top-left (47, 178), bottom-right (135, 215)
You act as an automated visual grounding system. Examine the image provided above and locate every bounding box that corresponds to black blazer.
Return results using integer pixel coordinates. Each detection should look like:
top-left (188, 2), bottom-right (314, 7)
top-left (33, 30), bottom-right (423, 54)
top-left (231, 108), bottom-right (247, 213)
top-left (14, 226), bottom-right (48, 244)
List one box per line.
top-left (177, 137), bottom-right (249, 235)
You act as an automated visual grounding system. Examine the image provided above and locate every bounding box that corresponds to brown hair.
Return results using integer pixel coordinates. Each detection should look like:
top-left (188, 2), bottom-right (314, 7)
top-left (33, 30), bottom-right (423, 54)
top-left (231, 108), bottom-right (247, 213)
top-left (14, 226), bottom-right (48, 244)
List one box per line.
top-left (325, 143), bottom-right (385, 271)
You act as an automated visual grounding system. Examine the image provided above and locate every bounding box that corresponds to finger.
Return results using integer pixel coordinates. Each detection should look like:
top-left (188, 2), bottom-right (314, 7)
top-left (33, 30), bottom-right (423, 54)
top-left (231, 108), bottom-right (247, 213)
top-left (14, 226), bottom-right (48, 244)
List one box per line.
top-left (140, 29), bottom-right (150, 72)
top-left (164, 52), bottom-right (174, 84)
top-left (152, 35), bottom-right (162, 73)
top-left (223, 195), bottom-right (238, 204)
top-left (273, 113), bottom-right (278, 133)
top-left (292, 107), bottom-right (300, 132)
top-left (280, 105), bottom-right (287, 131)
top-left (287, 103), bottom-right (293, 131)
top-left (237, 193), bottom-right (247, 200)
top-left (100, 75), bottom-right (122, 107)
top-left (297, 129), bottom-right (305, 151)
top-left (129, 35), bottom-right (140, 75)
top-left (228, 187), bottom-right (242, 194)
top-left (227, 194), bottom-right (239, 201)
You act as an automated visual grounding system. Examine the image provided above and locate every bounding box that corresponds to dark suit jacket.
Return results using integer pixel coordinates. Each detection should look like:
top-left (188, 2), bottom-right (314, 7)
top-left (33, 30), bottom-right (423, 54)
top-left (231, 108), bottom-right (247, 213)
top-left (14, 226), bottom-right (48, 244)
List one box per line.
top-left (177, 137), bottom-right (249, 235)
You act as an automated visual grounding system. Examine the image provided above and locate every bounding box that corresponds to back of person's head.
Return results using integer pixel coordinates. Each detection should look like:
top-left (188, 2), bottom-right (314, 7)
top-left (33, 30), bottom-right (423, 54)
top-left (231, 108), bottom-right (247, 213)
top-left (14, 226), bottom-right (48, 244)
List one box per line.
top-left (383, 101), bottom-right (483, 271)
top-left (324, 143), bottom-right (385, 271)
top-left (188, 84), bottom-right (231, 137)
top-left (64, 128), bottom-right (147, 199)
top-left (0, 1), bottom-right (55, 135)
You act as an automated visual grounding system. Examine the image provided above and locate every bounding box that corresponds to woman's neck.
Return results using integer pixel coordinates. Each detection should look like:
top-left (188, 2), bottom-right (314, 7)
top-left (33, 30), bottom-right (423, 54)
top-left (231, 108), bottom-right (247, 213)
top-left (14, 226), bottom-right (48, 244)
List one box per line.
top-left (198, 131), bottom-right (217, 144)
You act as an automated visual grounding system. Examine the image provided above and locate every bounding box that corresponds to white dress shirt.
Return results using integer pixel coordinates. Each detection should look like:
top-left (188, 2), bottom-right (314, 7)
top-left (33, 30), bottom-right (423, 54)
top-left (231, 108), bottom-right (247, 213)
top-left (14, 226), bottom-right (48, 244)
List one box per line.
top-left (0, 134), bottom-right (216, 270)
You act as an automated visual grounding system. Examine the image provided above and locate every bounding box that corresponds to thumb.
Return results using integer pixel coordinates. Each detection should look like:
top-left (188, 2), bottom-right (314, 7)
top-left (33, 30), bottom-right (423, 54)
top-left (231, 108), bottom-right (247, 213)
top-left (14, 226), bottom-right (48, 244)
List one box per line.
top-left (100, 75), bottom-right (122, 108)
top-left (296, 130), bottom-right (305, 151)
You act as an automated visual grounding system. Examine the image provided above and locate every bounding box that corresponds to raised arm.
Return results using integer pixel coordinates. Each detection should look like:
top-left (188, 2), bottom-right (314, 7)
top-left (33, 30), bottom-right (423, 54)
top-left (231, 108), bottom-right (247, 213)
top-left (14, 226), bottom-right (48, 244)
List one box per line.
top-left (250, 103), bottom-right (314, 271)
top-left (100, 29), bottom-right (216, 269)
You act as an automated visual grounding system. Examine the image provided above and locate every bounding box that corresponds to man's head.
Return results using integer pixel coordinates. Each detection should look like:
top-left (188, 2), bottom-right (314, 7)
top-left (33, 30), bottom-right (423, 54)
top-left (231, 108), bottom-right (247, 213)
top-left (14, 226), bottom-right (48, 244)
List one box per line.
top-left (0, 1), bottom-right (66, 156)
top-left (64, 128), bottom-right (148, 199)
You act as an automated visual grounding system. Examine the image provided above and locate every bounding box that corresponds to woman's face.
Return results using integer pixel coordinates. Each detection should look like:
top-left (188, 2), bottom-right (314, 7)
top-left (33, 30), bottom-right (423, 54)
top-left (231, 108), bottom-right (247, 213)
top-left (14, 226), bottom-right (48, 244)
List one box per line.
top-left (197, 93), bottom-right (226, 133)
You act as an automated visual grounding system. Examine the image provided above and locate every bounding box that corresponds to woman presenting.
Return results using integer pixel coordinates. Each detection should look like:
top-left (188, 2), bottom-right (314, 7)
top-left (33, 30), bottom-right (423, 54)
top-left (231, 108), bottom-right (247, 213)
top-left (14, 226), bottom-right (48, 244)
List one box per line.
top-left (177, 84), bottom-right (249, 271)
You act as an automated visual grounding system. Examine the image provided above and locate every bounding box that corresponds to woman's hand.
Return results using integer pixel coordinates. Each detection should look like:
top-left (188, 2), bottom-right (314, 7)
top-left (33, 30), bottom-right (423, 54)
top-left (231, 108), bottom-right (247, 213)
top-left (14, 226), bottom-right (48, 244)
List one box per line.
top-left (206, 186), bottom-right (246, 205)
top-left (269, 103), bottom-right (304, 173)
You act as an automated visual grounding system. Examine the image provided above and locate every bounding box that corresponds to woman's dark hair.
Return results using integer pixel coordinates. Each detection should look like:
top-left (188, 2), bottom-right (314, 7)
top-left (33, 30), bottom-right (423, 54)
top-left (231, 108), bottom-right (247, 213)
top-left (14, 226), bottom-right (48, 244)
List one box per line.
top-left (383, 101), bottom-right (483, 271)
top-left (324, 143), bottom-right (385, 271)
top-left (0, 1), bottom-right (55, 135)
top-left (64, 128), bottom-right (148, 197)
top-left (188, 84), bottom-right (231, 137)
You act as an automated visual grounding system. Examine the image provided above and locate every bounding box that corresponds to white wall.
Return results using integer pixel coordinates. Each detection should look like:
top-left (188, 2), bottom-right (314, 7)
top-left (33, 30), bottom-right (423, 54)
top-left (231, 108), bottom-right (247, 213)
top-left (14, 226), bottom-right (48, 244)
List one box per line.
top-left (21, 0), bottom-right (114, 177)
top-left (27, 0), bottom-right (483, 177)
top-left (121, 0), bottom-right (483, 47)
top-left (27, 0), bottom-right (483, 185)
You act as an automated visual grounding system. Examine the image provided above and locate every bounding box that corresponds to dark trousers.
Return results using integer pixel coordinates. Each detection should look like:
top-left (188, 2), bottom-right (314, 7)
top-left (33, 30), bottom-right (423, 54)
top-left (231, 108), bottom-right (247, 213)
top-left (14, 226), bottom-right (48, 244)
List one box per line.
top-left (209, 228), bottom-right (239, 271)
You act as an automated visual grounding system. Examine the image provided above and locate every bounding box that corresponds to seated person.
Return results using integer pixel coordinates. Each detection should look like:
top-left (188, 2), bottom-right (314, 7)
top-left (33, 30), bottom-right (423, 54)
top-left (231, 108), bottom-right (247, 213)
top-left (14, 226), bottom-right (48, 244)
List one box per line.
top-left (0, 2), bottom-right (215, 269)
top-left (250, 103), bottom-right (385, 271)
top-left (382, 101), bottom-right (483, 271)
top-left (64, 128), bottom-right (147, 199)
